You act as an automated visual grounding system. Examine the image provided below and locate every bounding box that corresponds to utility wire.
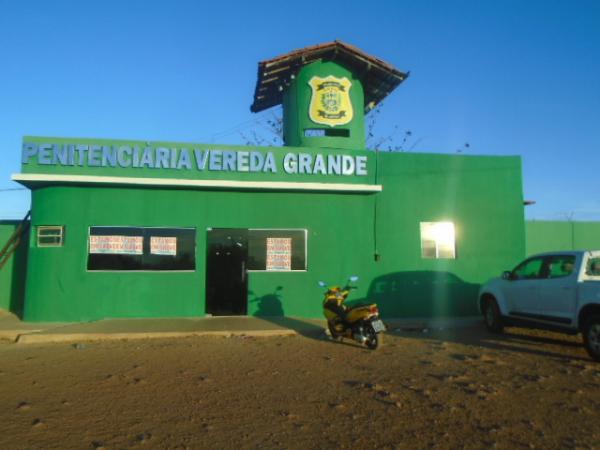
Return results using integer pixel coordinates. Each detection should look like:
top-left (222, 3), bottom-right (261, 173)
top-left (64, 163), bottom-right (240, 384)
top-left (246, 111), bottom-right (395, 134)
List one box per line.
top-left (208, 107), bottom-right (283, 143)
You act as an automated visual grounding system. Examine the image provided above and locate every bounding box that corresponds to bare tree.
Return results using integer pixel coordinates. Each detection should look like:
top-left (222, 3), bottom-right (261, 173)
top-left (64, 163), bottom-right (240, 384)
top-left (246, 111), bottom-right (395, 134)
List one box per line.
top-left (240, 110), bottom-right (284, 146)
top-left (456, 142), bottom-right (471, 153)
top-left (365, 102), bottom-right (416, 152)
top-left (239, 102), bottom-right (469, 155)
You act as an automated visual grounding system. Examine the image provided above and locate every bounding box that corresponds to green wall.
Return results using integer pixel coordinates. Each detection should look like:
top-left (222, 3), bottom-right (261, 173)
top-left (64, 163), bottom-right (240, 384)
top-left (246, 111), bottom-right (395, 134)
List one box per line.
top-left (21, 149), bottom-right (526, 322)
top-left (368, 152), bottom-right (525, 317)
top-left (526, 221), bottom-right (600, 255)
top-left (0, 221), bottom-right (29, 316)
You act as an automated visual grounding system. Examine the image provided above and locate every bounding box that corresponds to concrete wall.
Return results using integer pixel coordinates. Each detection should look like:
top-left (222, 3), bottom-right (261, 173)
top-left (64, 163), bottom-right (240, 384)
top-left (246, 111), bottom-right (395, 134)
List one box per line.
top-left (526, 221), bottom-right (600, 254)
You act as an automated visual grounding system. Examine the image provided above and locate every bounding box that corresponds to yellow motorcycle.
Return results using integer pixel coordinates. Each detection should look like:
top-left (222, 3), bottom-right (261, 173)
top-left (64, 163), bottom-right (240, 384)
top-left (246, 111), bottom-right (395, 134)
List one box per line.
top-left (320, 276), bottom-right (386, 349)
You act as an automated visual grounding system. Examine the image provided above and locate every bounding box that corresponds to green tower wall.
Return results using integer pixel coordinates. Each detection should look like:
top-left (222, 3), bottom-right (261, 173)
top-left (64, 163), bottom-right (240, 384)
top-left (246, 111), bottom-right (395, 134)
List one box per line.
top-left (283, 61), bottom-right (366, 150)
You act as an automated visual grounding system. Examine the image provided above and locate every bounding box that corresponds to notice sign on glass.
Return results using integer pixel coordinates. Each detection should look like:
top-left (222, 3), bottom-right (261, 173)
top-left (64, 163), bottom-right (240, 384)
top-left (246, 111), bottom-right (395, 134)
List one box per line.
top-left (266, 237), bottom-right (292, 271)
top-left (150, 236), bottom-right (177, 256)
top-left (89, 235), bottom-right (143, 255)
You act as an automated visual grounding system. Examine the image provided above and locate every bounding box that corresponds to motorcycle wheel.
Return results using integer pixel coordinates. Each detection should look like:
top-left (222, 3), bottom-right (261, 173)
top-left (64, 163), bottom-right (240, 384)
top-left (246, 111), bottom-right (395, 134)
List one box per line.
top-left (327, 321), bottom-right (343, 341)
top-left (364, 323), bottom-right (380, 350)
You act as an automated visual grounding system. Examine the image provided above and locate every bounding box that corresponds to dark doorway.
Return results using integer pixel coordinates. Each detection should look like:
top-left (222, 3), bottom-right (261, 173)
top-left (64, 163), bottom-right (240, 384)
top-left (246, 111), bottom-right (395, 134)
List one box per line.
top-left (206, 228), bottom-right (248, 315)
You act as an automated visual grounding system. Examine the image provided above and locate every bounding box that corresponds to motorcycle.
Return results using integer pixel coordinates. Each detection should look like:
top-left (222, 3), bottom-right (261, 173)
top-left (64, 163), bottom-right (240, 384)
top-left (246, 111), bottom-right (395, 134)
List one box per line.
top-left (320, 276), bottom-right (386, 349)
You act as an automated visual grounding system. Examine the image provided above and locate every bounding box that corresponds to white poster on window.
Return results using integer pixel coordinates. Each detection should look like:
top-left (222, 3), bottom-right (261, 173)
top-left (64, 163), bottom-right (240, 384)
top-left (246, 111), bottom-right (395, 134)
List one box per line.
top-left (266, 237), bottom-right (292, 271)
top-left (89, 235), bottom-right (143, 254)
top-left (150, 236), bottom-right (177, 256)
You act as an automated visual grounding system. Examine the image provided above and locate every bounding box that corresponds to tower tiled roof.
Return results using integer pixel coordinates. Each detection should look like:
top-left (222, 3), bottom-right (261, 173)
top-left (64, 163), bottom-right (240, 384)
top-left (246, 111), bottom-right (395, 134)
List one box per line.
top-left (251, 40), bottom-right (409, 113)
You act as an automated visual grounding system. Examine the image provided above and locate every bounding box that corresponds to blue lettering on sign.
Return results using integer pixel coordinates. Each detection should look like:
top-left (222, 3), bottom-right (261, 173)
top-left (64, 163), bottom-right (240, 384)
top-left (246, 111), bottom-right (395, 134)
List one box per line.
top-left (102, 146), bottom-right (117, 167)
top-left (155, 147), bottom-right (170, 169)
top-left (250, 152), bottom-right (264, 172)
top-left (117, 146), bottom-right (132, 167)
top-left (88, 145), bottom-right (102, 167)
top-left (177, 149), bottom-right (192, 170)
top-left (20, 142), bottom-right (370, 177)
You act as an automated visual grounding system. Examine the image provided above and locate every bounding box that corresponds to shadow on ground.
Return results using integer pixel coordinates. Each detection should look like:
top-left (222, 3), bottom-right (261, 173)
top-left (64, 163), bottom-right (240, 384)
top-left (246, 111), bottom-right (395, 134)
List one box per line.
top-left (387, 323), bottom-right (591, 362)
top-left (249, 276), bottom-right (591, 360)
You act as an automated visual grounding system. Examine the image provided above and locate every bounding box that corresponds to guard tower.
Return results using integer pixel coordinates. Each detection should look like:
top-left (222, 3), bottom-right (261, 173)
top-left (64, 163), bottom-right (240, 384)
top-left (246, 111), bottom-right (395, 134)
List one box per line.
top-left (251, 41), bottom-right (409, 150)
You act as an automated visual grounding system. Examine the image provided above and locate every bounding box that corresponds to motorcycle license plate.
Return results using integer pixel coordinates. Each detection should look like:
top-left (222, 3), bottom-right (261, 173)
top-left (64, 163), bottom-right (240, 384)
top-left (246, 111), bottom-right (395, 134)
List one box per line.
top-left (371, 319), bottom-right (385, 332)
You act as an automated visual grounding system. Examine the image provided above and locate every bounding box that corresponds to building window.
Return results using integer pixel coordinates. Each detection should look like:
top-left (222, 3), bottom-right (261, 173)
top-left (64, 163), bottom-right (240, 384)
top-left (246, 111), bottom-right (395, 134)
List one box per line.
top-left (87, 227), bottom-right (195, 271)
top-left (247, 229), bottom-right (307, 271)
top-left (37, 226), bottom-right (64, 247)
top-left (420, 222), bottom-right (456, 259)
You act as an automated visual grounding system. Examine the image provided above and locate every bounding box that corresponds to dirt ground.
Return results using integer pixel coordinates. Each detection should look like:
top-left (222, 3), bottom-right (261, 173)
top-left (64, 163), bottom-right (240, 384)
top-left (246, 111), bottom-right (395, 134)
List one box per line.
top-left (0, 323), bottom-right (599, 450)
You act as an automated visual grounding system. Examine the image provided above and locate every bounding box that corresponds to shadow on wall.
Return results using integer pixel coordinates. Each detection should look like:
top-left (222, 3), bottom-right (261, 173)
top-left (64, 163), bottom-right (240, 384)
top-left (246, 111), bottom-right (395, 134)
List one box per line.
top-left (1, 221), bottom-right (29, 318)
top-left (10, 235), bottom-right (27, 317)
top-left (360, 271), bottom-right (481, 318)
top-left (248, 287), bottom-right (324, 338)
top-left (249, 286), bottom-right (285, 316)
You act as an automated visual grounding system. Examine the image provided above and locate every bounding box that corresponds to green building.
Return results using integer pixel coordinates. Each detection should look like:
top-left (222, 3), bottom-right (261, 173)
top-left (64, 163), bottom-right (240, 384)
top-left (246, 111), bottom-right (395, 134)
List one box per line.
top-left (3, 41), bottom-right (526, 322)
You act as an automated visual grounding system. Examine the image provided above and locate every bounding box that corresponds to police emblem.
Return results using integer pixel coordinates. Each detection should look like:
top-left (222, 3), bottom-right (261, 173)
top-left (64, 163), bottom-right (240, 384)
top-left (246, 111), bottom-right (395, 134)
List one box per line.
top-left (308, 76), bottom-right (353, 127)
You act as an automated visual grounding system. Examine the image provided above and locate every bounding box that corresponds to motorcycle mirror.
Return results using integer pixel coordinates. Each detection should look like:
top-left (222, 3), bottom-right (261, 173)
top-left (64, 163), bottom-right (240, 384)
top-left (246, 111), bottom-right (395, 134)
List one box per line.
top-left (349, 276), bottom-right (359, 282)
top-left (318, 281), bottom-right (326, 287)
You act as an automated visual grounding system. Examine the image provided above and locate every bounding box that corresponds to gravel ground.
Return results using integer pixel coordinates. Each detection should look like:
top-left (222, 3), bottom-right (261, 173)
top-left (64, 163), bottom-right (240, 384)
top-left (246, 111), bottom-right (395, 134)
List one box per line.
top-left (0, 325), bottom-right (599, 449)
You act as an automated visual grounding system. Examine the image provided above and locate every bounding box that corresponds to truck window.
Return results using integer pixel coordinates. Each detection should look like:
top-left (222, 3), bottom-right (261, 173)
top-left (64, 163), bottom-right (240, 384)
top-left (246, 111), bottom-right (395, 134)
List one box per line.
top-left (545, 255), bottom-right (576, 278)
top-left (586, 258), bottom-right (600, 276)
top-left (513, 258), bottom-right (544, 280)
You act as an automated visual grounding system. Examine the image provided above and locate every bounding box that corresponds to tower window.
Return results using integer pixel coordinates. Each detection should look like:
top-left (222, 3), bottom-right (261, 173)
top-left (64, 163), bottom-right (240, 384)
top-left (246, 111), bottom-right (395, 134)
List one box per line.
top-left (304, 128), bottom-right (350, 138)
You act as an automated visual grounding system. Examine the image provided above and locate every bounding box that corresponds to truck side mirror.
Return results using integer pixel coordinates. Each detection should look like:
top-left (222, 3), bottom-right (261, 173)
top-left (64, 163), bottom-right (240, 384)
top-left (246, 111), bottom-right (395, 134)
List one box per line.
top-left (501, 271), bottom-right (513, 280)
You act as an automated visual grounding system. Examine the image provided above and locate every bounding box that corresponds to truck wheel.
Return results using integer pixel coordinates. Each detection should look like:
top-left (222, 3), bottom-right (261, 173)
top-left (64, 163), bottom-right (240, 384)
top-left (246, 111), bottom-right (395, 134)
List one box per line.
top-left (582, 315), bottom-right (600, 362)
top-left (483, 297), bottom-right (504, 333)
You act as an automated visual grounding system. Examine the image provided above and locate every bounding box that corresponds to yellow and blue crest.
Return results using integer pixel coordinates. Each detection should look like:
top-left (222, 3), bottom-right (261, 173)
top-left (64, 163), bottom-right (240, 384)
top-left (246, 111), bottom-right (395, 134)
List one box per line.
top-left (308, 76), bottom-right (353, 127)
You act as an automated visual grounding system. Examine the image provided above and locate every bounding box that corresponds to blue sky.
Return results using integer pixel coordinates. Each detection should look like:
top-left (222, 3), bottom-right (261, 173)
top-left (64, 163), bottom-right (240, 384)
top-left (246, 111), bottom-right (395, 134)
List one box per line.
top-left (1, 0), bottom-right (599, 220)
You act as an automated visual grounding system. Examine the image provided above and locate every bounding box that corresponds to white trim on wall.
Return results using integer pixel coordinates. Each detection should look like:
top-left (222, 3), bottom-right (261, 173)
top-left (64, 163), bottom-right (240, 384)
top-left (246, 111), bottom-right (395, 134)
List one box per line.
top-left (12, 173), bottom-right (383, 193)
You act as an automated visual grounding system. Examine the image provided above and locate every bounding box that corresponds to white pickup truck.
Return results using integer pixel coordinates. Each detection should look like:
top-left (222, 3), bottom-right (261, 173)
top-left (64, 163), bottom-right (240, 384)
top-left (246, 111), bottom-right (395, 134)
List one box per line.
top-left (479, 250), bottom-right (600, 361)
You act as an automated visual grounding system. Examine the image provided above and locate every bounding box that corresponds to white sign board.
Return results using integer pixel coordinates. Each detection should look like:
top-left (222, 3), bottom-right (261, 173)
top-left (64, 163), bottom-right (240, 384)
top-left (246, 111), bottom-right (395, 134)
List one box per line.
top-left (266, 237), bottom-right (292, 271)
top-left (150, 236), bottom-right (177, 256)
top-left (89, 235), bottom-right (143, 255)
